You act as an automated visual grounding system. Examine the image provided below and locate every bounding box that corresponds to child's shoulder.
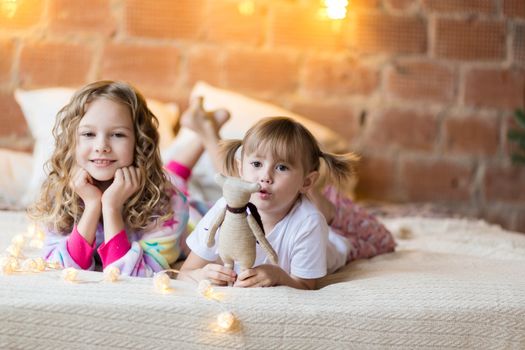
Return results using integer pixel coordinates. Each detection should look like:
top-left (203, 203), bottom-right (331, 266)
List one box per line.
top-left (288, 196), bottom-right (327, 223)
top-left (294, 195), bottom-right (323, 214)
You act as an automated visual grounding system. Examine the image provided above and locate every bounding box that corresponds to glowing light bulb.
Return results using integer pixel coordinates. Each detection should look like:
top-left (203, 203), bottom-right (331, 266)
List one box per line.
top-left (1, 256), bottom-right (18, 274)
top-left (35, 229), bottom-right (45, 241)
top-left (216, 311), bottom-right (236, 330)
top-left (104, 266), bottom-right (120, 282)
top-left (22, 258), bottom-right (37, 272)
top-left (62, 267), bottom-right (78, 282)
top-left (11, 234), bottom-right (25, 246)
top-left (319, 0), bottom-right (348, 20)
top-left (153, 272), bottom-right (171, 292)
top-left (197, 279), bottom-right (215, 299)
top-left (48, 261), bottom-right (61, 270)
top-left (6, 244), bottom-right (21, 258)
top-left (26, 223), bottom-right (36, 237)
top-left (238, 0), bottom-right (255, 16)
top-left (1, 0), bottom-right (18, 19)
top-left (34, 257), bottom-right (46, 271)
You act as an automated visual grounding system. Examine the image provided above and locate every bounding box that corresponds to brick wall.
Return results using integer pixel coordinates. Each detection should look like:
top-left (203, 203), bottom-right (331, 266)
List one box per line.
top-left (0, 0), bottom-right (524, 232)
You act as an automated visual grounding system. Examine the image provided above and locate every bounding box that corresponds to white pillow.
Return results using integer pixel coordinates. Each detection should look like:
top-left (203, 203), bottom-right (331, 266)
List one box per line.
top-left (14, 88), bottom-right (179, 207)
top-left (0, 149), bottom-right (33, 209)
top-left (161, 81), bottom-right (349, 202)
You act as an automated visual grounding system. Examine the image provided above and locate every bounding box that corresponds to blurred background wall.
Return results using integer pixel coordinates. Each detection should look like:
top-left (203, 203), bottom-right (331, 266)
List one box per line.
top-left (0, 0), bottom-right (524, 231)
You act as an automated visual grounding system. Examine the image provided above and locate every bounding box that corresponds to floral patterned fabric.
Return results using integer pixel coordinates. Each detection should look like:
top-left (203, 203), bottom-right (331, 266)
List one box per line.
top-left (324, 186), bottom-right (397, 262)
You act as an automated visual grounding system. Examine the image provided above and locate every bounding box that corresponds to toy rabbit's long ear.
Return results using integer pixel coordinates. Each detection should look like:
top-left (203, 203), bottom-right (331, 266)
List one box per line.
top-left (215, 173), bottom-right (226, 186)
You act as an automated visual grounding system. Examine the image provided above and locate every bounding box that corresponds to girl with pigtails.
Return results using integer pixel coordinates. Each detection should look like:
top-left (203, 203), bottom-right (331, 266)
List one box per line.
top-left (179, 116), bottom-right (396, 289)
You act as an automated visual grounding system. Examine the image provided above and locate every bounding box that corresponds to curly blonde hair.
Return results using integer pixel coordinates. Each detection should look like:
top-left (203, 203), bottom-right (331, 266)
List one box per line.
top-left (28, 80), bottom-right (174, 234)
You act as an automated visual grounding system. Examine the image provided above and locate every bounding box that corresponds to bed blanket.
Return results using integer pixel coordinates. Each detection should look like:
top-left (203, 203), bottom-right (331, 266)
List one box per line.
top-left (1, 211), bottom-right (524, 349)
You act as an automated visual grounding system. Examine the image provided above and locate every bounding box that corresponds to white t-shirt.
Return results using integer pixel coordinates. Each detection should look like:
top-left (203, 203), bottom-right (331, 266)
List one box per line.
top-left (186, 195), bottom-right (348, 279)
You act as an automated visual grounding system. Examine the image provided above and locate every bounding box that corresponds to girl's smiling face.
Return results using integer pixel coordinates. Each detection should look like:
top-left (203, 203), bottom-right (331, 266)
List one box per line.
top-left (75, 97), bottom-right (135, 181)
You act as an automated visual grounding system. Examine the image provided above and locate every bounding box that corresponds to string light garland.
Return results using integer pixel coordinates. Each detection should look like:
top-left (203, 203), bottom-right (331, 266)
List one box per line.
top-left (1, 225), bottom-right (240, 332)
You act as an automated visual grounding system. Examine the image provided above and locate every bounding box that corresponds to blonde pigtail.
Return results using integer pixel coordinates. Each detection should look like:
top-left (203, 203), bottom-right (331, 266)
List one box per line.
top-left (219, 139), bottom-right (243, 177)
top-left (319, 151), bottom-right (360, 188)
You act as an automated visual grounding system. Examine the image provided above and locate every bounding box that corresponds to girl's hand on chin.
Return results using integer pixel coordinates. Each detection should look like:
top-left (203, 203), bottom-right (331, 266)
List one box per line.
top-left (70, 167), bottom-right (102, 206)
top-left (101, 166), bottom-right (141, 210)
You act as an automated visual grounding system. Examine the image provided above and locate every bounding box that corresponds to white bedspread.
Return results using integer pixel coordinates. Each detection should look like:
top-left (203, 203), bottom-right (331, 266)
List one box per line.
top-left (1, 211), bottom-right (524, 349)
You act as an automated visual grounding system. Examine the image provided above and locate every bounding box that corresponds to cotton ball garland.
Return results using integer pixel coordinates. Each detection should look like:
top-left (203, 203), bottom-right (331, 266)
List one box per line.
top-left (216, 311), bottom-right (236, 331)
top-left (34, 258), bottom-right (46, 272)
top-left (153, 271), bottom-right (171, 292)
top-left (5, 244), bottom-right (21, 258)
top-left (198, 279), bottom-right (215, 299)
top-left (1, 256), bottom-right (18, 275)
top-left (62, 267), bottom-right (78, 282)
top-left (11, 234), bottom-right (25, 246)
top-left (104, 266), bottom-right (121, 282)
top-left (21, 258), bottom-right (37, 272)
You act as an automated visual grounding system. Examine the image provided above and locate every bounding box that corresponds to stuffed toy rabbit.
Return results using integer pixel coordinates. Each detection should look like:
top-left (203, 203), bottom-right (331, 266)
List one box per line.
top-left (207, 174), bottom-right (278, 274)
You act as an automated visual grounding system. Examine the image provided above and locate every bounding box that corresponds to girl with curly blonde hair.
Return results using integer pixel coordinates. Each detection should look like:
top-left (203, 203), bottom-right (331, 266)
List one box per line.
top-left (30, 80), bottom-right (194, 277)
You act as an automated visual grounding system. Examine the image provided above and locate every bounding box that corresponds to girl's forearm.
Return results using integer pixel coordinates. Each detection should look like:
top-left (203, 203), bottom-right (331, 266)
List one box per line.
top-left (177, 268), bottom-right (205, 283)
top-left (76, 202), bottom-right (101, 244)
top-left (277, 272), bottom-right (317, 290)
top-left (102, 206), bottom-right (125, 243)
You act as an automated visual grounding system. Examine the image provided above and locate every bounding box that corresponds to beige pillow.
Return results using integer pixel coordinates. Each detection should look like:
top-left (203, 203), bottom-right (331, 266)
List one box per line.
top-left (161, 81), bottom-right (350, 202)
top-left (191, 81), bottom-right (348, 152)
top-left (0, 149), bottom-right (33, 209)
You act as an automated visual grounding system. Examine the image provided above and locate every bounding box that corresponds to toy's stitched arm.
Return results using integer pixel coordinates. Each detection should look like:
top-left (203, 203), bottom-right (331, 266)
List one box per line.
top-left (207, 208), bottom-right (226, 247)
top-left (247, 215), bottom-right (278, 264)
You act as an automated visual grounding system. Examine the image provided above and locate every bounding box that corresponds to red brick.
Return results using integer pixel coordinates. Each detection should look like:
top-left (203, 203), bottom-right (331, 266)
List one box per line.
top-left (444, 114), bottom-right (500, 156)
top-left (19, 41), bottom-right (92, 88)
top-left (205, 1), bottom-right (266, 46)
top-left (422, 0), bottom-right (496, 14)
top-left (386, 60), bottom-right (456, 103)
top-left (0, 92), bottom-right (27, 136)
top-left (484, 163), bottom-right (525, 202)
top-left (385, 0), bottom-right (419, 11)
top-left (303, 56), bottom-right (379, 97)
top-left (291, 101), bottom-right (360, 142)
top-left (355, 155), bottom-right (399, 201)
top-left (125, 0), bottom-right (206, 39)
top-left (0, 38), bottom-right (14, 83)
top-left (101, 43), bottom-right (180, 100)
top-left (464, 69), bottom-right (525, 109)
top-left (346, 13), bottom-right (427, 54)
top-left (349, 0), bottom-right (382, 9)
top-left (48, 0), bottom-right (116, 36)
top-left (400, 157), bottom-right (474, 201)
top-left (434, 19), bottom-right (506, 61)
top-left (0, 0), bottom-right (43, 29)
top-left (271, 4), bottom-right (345, 51)
top-left (514, 24), bottom-right (525, 67)
top-left (364, 109), bottom-right (439, 152)
top-left (186, 47), bottom-right (223, 88)
top-left (504, 0), bottom-right (525, 19)
top-left (223, 49), bottom-right (299, 94)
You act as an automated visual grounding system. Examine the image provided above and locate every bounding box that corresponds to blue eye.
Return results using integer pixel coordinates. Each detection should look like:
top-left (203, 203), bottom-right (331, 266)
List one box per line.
top-left (112, 132), bottom-right (126, 138)
top-left (251, 161), bottom-right (262, 168)
top-left (81, 132), bottom-right (95, 137)
top-left (276, 164), bottom-right (288, 171)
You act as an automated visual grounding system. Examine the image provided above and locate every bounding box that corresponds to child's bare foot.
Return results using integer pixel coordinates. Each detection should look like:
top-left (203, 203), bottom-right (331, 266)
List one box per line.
top-left (180, 96), bottom-right (230, 139)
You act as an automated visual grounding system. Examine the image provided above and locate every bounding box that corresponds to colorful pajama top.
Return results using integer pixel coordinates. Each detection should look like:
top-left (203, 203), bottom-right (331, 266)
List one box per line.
top-left (42, 163), bottom-right (190, 277)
